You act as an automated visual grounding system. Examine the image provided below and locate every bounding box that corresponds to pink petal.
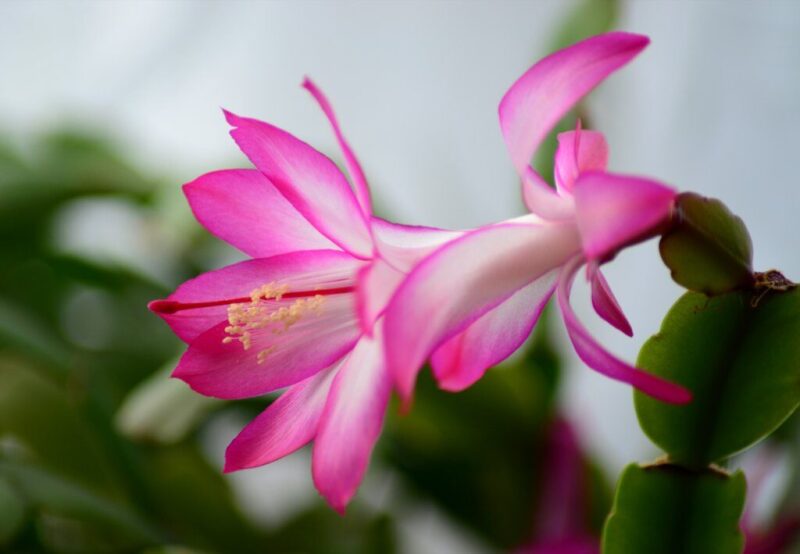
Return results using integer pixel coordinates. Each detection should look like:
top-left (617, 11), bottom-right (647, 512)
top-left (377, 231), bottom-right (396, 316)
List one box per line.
top-left (588, 264), bottom-right (632, 337)
top-left (224, 110), bottom-right (373, 258)
top-left (224, 365), bottom-right (338, 472)
top-left (150, 249), bottom-right (362, 343)
top-left (355, 258), bottom-right (405, 335)
top-left (359, 220), bottom-right (462, 335)
top-left (554, 129), bottom-right (609, 195)
top-left (498, 32), bottom-right (648, 217)
top-left (312, 323), bottom-right (391, 513)
top-left (384, 222), bottom-right (581, 401)
top-left (183, 169), bottom-right (338, 258)
top-left (371, 217), bottom-right (462, 272)
top-left (557, 256), bottom-right (691, 404)
top-left (173, 292), bottom-right (360, 399)
top-left (302, 77), bottom-right (372, 217)
top-left (520, 168), bottom-right (576, 220)
top-left (521, 538), bottom-right (598, 554)
top-left (527, 419), bottom-right (592, 550)
top-left (431, 270), bottom-right (558, 392)
top-left (572, 171), bottom-right (676, 261)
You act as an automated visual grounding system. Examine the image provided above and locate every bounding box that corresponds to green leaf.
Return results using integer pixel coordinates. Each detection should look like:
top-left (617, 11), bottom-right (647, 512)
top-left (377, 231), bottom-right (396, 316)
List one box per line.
top-left (0, 299), bottom-right (71, 378)
top-left (660, 193), bottom-right (754, 295)
top-left (0, 476), bottom-right (26, 547)
top-left (602, 464), bottom-right (746, 554)
top-left (635, 290), bottom-right (800, 467)
top-left (142, 444), bottom-right (268, 554)
top-left (0, 461), bottom-right (160, 551)
top-left (0, 360), bottom-right (124, 494)
top-left (268, 506), bottom-right (396, 554)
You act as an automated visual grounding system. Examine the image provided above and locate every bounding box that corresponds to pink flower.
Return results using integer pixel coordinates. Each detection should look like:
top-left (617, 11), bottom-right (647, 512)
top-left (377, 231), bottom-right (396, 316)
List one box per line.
top-left (384, 32), bottom-right (692, 404)
top-left (149, 79), bottom-right (459, 512)
top-left (740, 447), bottom-right (800, 554)
top-left (517, 419), bottom-right (599, 554)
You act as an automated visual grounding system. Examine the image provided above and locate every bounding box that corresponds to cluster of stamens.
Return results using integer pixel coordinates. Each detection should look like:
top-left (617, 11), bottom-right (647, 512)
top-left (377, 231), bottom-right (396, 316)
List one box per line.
top-left (222, 282), bottom-right (326, 364)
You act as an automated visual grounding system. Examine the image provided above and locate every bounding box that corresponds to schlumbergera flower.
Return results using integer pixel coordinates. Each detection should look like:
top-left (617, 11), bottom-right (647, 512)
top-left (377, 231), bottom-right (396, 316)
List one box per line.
top-left (149, 80), bottom-right (460, 512)
top-left (384, 32), bottom-right (692, 404)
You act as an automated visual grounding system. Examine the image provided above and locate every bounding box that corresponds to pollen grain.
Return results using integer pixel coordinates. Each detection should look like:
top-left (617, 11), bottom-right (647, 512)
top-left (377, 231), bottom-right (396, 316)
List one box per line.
top-left (222, 282), bottom-right (326, 363)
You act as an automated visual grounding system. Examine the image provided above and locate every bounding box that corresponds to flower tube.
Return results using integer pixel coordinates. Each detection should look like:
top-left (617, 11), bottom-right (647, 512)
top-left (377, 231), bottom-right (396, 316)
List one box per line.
top-left (384, 32), bottom-right (691, 405)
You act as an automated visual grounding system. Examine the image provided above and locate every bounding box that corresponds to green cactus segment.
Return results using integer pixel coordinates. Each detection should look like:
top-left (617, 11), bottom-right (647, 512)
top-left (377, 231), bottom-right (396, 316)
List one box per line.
top-left (635, 289), bottom-right (800, 467)
top-left (602, 464), bottom-right (746, 554)
top-left (660, 193), bottom-right (754, 296)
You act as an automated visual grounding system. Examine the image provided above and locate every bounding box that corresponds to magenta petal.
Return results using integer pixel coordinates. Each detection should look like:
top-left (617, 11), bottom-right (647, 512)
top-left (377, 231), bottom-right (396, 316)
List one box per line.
top-left (224, 110), bottom-right (373, 258)
top-left (528, 419), bottom-right (592, 549)
top-left (384, 222), bottom-right (581, 400)
top-left (312, 324), bottom-right (391, 513)
top-left (150, 250), bottom-right (362, 343)
top-left (371, 217), bottom-right (462, 272)
top-left (302, 77), bottom-right (372, 217)
top-left (588, 264), bottom-right (633, 337)
top-left (499, 32), bottom-right (648, 179)
top-left (224, 366), bottom-right (337, 472)
top-left (572, 171), bottom-right (676, 261)
top-left (554, 130), bottom-right (608, 195)
top-left (520, 539), bottom-right (598, 554)
top-left (184, 169), bottom-right (338, 258)
top-left (431, 270), bottom-right (557, 392)
top-left (557, 256), bottom-right (691, 404)
top-left (356, 259), bottom-right (405, 335)
top-left (521, 168), bottom-right (576, 220)
top-left (499, 32), bottom-right (647, 219)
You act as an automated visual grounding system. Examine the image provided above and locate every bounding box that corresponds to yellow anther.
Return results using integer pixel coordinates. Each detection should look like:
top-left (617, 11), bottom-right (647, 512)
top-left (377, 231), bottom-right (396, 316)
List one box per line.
top-left (221, 284), bottom-right (327, 359)
top-left (257, 346), bottom-right (276, 364)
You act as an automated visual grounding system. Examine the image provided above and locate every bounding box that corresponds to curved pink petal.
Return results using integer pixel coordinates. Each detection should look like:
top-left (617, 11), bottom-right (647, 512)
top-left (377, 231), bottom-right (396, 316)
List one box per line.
top-left (356, 258), bottom-right (405, 335)
top-left (384, 222), bottom-right (581, 401)
top-left (520, 168), bottom-right (576, 220)
top-left (371, 217), bottom-right (462, 272)
top-left (588, 264), bottom-right (632, 337)
top-left (499, 32), bottom-right (648, 217)
top-left (149, 249), bottom-right (362, 342)
top-left (173, 290), bottom-right (360, 399)
top-left (302, 77), bottom-right (372, 217)
top-left (572, 171), bottom-right (676, 262)
top-left (224, 110), bottom-right (373, 258)
top-left (312, 323), bottom-right (391, 513)
top-left (431, 269), bottom-right (558, 392)
top-left (183, 169), bottom-right (338, 258)
top-left (554, 129), bottom-right (608, 195)
top-left (557, 256), bottom-right (691, 404)
top-left (224, 365), bottom-right (338, 472)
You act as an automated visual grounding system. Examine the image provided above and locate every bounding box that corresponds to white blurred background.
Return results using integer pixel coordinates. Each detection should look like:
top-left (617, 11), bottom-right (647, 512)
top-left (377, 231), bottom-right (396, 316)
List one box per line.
top-left (3, 1), bottom-right (799, 551)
